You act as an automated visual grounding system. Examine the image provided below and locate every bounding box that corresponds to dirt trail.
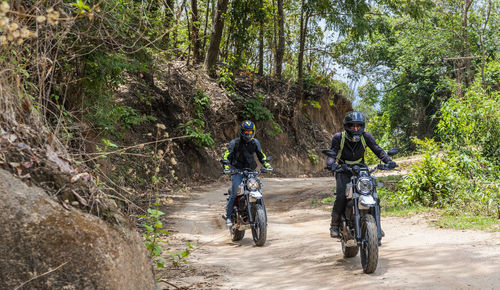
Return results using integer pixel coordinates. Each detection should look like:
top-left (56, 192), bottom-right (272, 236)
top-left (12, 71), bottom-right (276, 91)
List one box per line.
top-left (160, 177), bottom-right (500, 289)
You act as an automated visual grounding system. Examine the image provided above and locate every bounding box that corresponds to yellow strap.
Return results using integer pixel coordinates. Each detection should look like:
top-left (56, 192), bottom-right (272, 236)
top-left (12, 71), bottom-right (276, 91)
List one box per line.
top-left (337, 132), bottom-right (346, 160)
top-left (337, 132), bottom-right (366, 163)
top-left (345, 158), bottom-right (363, 164)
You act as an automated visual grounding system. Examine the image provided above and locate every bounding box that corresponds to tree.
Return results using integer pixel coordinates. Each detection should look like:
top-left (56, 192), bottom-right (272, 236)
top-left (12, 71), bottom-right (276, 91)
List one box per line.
top-left (191, 0), bottom-right (202, 63)
top-left (297, 0), bottom-right (311, 93)
top-left (275, 0), bottom-right (285, 78)
top-left (204, 0), bottom-right (230, 76)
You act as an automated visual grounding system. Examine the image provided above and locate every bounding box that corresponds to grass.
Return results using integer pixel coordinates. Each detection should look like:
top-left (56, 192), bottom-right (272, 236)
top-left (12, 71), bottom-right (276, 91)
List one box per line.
top-left (433, 213), bottom-right (500, 232)
top-left (381, 205), bottom-right (429, 217)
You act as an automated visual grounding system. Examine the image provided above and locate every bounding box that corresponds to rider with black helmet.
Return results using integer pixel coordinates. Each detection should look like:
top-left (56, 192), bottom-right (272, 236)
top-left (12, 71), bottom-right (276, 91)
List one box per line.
top-left (221, 120), bottom-right (273, 227)
top-left (326, 111), bottom-right (397, 238)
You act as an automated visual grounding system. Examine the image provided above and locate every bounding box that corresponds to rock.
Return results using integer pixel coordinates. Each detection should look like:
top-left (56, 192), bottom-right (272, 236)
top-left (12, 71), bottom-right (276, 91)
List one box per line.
top-left (0, 169), bottom-right (155, 289)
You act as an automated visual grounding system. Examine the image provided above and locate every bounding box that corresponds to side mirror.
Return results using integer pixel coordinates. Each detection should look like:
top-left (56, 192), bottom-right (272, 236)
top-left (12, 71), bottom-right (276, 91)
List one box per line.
top-left (322, 149), bottom-right (336, 158)
top-left (220, 159), bottom-right (230, 165)
top-left (387, 148), bottom-right (400, 156)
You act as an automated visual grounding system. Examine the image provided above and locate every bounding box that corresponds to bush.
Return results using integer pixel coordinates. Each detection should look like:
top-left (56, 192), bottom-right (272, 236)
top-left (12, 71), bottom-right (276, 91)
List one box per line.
top-left (393, 138), bottom-right (499, 216)
top-left (437, 81), bottom-right (500, 162)
top-left (241, 96), bottom-right (273, 121)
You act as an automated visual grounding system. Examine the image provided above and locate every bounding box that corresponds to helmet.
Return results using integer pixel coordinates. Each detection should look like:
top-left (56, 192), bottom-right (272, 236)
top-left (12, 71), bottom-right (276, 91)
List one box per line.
top-left (239, 120), bottom-right (256, 142)
top-left (343, 111), bottom-right (365, 142)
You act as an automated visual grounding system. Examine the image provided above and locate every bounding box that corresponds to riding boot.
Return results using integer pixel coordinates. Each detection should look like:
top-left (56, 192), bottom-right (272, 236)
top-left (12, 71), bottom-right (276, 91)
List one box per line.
top-left (329, 211), bottom-right (340, 238)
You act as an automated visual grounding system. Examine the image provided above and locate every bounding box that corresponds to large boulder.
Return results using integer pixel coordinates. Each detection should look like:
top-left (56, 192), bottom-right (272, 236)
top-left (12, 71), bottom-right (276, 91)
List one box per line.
top-left (0, 169), bottom-right (155, 289)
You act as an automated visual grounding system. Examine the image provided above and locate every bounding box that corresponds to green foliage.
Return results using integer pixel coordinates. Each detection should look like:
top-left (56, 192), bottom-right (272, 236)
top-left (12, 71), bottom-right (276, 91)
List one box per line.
top-left (433, 213), bottom-right (500, 232)
top-left (71, 0), bottom-right (90, 14)
top-left (193, 89), bottom-right (211, 118)
top-left (355, 81), bottom-right (379, 118)
top-left (437, 81), bottom-right (500, 161)
top-left (217, 66), bottom-right (235, 91)
top-left (307, 100), bottom-right (321, 109)
top-left (178, 119), bottom-right (215, 148)
top-left (140, 204), bottom-right (170, 269)
top-left (307, 149), bottom-right (319, 164)
top-left (392, 138), bottom-right (499, 217)
top-left (241, 96), bottom-right (273, 122)
top-left (90, 103), bottom-right (156, 135)
top-left (266, 121), bottom-right (284, 136)
top-left (482, 60), bottom-right (500, 87)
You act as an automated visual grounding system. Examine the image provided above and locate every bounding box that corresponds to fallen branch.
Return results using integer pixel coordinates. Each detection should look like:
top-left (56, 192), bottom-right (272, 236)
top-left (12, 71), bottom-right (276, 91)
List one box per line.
top-left (14, 262), bottom-right (68, 290)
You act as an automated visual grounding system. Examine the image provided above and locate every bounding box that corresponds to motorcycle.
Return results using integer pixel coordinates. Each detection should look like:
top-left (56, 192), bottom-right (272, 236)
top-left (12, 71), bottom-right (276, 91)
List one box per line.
top-left (322, 148), bottom-right (399, 274)
top-left (220, 158), bottom-right (272, 247)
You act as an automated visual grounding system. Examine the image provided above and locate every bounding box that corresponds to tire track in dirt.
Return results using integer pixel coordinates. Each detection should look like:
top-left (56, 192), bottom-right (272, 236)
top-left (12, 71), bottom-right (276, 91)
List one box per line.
top-left (160, 177), bottom-right (500, 289)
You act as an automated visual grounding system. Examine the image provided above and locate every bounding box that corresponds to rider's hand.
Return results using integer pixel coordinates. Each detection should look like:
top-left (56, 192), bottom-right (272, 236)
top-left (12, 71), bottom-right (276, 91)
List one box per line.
top-left (223, 165), bottom-right (231, 175)
top-left (329, 164), bottom-right (339, 172)
top-left (387, 161), bottom-right (397, 169)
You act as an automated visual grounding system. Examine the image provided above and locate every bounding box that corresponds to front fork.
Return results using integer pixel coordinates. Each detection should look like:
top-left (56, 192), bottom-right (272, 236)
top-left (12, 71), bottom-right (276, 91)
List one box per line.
top-left (375, 201), bottom-right (382, 240)
top-left (354, 200), bottom-right (361, 242)
top-left (246, 195), bottom-right (266, 228)
top-left (353, 199), bottom-right (382, 243)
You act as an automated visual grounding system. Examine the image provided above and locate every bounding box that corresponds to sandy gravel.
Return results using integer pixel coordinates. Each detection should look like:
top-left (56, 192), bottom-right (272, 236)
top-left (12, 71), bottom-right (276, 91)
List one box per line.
top-left (159, 177), bottom-right (500, 289)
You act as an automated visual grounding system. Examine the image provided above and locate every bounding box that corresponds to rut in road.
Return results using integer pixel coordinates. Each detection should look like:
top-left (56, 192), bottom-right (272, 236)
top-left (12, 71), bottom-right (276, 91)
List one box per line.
top-left (160, 177), bottom-right (500, 290)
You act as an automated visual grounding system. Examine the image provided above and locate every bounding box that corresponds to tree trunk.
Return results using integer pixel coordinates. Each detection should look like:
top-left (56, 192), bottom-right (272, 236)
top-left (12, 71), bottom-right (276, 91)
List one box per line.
top-left (462, 0), bottom-right (473, 87)
top-left (185, 4), bottom-right (192, 66)
top-left (258, 0), bottom-right (264, 75)
top-left (297, 0), bottom-right (309, 94)
top-left (480, 0), bottom-right (492, 83)
top-left (275, 0), bottom-right (285, 79)
top-left (201, 0), bottom-right (212, 54)
top-left (191, 0), bottom-right (202, 63)
top-left (204, 0), bottom-right (230, 77)
top-left (162, 0), bottom-right (175, 50)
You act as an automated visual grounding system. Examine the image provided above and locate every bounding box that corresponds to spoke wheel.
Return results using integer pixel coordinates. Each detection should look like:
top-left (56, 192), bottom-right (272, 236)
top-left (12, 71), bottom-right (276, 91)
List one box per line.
top-left (251, 204), bottom-right (267, 246)
top-left (360, 214), bottom-right (378, 274)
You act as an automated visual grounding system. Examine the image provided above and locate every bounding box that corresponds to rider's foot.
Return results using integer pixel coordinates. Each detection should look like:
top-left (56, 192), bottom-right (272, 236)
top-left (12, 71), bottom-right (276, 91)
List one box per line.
top-left (330, 226), bottom-right (340, 238)
top-left (226, 218), bottom-right (233, 227)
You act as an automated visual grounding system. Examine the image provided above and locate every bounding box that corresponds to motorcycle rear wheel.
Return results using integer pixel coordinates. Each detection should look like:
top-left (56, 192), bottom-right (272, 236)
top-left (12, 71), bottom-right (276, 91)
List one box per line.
top-left (231, 227), bottom-right (245, 241)
top-left (251, 204), bottom-right (267, 246)
top-left (230, 213), bottom-right (245, 241)
top-left (341, 225), bottom-right (359, 258)
top-left (360, 214), bottom-right (378, 274)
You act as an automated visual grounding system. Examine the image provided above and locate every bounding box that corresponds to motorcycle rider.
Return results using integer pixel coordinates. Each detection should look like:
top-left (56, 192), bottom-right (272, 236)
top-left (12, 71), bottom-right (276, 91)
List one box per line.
top-left (326, 111), bottom-right (397, 238)
top-left (222, 120), bottom-right (273, 227)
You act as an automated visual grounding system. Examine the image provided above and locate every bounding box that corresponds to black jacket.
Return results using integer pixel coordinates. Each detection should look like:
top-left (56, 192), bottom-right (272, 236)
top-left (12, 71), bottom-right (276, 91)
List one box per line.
top-left (222, 138), bottom-right (268, 170)
top-left (330, 132), bottom-right (391, 164)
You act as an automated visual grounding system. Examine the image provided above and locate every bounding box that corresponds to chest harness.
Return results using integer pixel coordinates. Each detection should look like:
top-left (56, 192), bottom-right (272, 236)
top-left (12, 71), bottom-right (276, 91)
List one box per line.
top-left (336, 131), bottom-right (367, 164)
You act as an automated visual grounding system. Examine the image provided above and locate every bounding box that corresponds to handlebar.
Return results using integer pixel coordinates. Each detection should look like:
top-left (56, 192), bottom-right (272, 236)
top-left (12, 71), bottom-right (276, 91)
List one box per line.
top-left (325, 163), bottom-right (397, 174)
top-left (228, 167), bottom-right (272, 176)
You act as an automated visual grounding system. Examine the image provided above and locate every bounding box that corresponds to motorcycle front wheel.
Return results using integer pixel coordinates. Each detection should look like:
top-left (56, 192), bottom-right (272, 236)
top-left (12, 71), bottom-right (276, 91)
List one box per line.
top-left (251, 204), bottom-right (267, 246)
top-left (360, 214), bottom-right (378, 274)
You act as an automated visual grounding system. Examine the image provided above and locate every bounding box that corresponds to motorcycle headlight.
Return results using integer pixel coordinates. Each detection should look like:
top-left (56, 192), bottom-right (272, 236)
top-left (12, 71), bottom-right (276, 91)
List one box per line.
top-left (250, 191), bottom-right (262, 201)
top-left (359, 195), bottom-right (376, 208)
top-left (356, 176), bottom-right (373, 195)
top-left (246, 178), bottom-right (260, 191)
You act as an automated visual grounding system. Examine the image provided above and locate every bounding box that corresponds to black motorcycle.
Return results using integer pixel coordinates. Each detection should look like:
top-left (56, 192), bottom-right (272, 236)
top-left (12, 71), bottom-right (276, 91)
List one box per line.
top-left (322, 148), bottom-right (399, 274)
top-left (220, 159), bottom-right (272, 247)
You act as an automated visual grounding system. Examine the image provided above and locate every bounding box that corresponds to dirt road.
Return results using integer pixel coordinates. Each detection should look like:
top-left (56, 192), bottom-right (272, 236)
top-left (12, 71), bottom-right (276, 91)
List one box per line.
top-left (160, 177), bottom-right (500, 289)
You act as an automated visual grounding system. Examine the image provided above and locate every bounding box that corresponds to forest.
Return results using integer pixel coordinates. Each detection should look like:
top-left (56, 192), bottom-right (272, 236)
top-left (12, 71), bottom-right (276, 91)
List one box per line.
top-left (0, 0), bottom-right (499, 288)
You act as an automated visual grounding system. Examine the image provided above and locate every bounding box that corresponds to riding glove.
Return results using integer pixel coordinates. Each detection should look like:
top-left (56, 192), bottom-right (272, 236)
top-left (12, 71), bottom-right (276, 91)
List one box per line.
top-left (223, 165), bottom-right (231, 174)
top-left (387, 161), bottom-right (397, 169)
top-left (327, 164), bottom-right (339, 172)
